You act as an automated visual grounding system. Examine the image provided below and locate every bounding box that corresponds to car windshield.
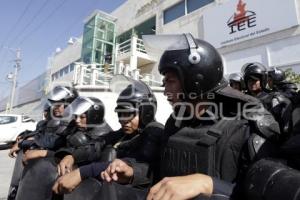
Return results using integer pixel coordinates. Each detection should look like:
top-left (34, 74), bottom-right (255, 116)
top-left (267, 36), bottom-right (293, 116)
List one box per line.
top-left (0, 116), bottom-right (17, 125)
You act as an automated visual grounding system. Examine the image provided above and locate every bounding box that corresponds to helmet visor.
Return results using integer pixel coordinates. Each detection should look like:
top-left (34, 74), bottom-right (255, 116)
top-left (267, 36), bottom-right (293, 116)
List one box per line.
top-left (48, 86), bottom-right (72, 102)
top-left (64, 96), bottom-right (94, 117)
top-left (142, 34), bottom-right (189, 58)
top-left (228, 73), bottom-right (242, 82)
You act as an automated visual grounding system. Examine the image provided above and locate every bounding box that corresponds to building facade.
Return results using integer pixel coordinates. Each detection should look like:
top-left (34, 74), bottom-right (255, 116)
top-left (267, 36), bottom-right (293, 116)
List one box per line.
top-left (2, 0), bottom-right (300, 127)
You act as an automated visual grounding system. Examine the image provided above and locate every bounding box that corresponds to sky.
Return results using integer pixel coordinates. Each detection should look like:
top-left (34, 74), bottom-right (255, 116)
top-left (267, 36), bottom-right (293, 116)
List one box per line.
top-left (0, 0), bottom-right (126, 98)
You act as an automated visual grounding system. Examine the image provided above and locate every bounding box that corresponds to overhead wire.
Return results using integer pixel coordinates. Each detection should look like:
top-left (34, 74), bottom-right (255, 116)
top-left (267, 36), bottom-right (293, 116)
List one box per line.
top-left (0, 0), bottom-right (34, 50)
top-left (17, 0), bottom-right (69, 46)
top-left (26, 0), bottom-right (98, 72)
top-left (0, 0), bottom-right (34, 76)
top-left (9, 0), bottom-right (50, 47)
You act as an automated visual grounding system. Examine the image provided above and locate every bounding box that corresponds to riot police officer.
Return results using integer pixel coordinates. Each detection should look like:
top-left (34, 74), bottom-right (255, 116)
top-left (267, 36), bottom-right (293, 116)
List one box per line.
top-left (242, 62), bottom-right (270, 99)
top-left (7, 101), bottom-right (53, 200)
top-left (55, 96), bottom-right (112, 176)
top-left (267, 67), bottom-right (285, 91)
top-left (52, 78), bottom-right (164, 195)
top-left (243, 63), bottom-right (293, 136)
top-left (100, 34), bottom-right (280, 200)
top-left (13, 86), bottom-right (78, 200)
top-left (19, 85), bottom-right (78, 161)
top-left (228, 72), bottom-right (244, 91)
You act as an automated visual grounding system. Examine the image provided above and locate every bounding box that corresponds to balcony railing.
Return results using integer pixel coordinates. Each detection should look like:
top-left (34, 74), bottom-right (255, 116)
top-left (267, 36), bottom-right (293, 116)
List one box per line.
top-left (117, 36), bottom-right (147, 55)
top-left (72, 62), bottom-right (162, 87)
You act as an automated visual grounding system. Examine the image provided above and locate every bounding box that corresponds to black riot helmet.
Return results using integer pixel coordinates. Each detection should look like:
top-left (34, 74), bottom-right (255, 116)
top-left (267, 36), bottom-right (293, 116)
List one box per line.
top-left (113, 77), bottom-right (157, 129)
top-left (143, 33), bottom-right (225, 100)
top-left (268, 67), bottom-right (286, 84)
top-left (242, 62), bottom-right (268, 90)
top-left (47, 86), bottom-right (78, 104)
top-left (228, 73), bottom-right (245, 90)
top-left (64, 96), bottom-right (105, 127)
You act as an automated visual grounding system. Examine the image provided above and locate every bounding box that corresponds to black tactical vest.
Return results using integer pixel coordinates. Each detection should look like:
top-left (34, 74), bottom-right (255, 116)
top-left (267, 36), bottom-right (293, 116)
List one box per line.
top-left (160, 119), bottom-right (250, 182)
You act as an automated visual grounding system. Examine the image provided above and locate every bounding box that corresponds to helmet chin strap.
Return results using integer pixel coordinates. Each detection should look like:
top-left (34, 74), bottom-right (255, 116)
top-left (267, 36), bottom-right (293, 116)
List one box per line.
top-left (184, 33), bottom-right (201, 65)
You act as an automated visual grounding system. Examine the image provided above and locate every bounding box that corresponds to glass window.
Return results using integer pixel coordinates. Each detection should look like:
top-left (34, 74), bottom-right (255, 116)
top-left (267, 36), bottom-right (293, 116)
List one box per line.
top-left (96, 19), bottom-right (106, 30)
top-left (22, 116), bottom-right (34, 123)
top-left (86, 17), bottom-right (96, 28)
top-left (0, 116), bottom-right (17, 125)
top-left (134, 16), bottom-right (156, 38)
top-left (52, 72), bottom-right (59, 80)
top-left (95, 29), bottom-right (104, 40)
top-left (106, 30), bottom-right (114, 43)
top-left (70, 63), bottom-right (75, 72)
top-left (83, 53), bottom-right (92, 64)
top-left (63, 66), bottom-right (69, 74)
top-left (95, 50), bottom-right (102, 63)
top-left (163, 1), bottom-right (185, 24)
top-left (187, 0), bottom-right (213, 13)
top-left (117, 29), bottom-right (132, 44)
top-left (107, 22), bottom-right (115, 31)
top-left (59, 69), bottom-right (64, 77)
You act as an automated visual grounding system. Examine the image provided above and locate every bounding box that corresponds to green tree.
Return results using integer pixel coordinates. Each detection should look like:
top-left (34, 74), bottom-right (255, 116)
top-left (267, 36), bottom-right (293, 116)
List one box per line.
top-left (284, 68), bottom-right (300, 84)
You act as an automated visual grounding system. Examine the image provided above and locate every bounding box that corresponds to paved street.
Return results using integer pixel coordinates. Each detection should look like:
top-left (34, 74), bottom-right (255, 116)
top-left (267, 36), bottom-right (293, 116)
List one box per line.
top-left (0, 149), bottom-right (15, 199)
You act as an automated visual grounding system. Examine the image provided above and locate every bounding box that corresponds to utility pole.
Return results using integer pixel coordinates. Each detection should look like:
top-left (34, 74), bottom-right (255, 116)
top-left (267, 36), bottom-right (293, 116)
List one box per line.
top-left (7, 48), bottom-right (21, 113)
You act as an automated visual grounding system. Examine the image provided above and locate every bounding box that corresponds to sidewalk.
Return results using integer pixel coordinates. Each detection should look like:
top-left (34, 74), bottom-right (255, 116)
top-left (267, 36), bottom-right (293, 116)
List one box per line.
top-left (0, 150), bottom-right (15, 199)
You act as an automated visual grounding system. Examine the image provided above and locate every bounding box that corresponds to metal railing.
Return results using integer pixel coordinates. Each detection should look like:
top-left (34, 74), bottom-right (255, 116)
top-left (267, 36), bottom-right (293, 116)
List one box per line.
top-left (117, 36), bottom-right (147, 55)
top-left (73, 62), bottom-right (162, 88)
top-left (73, 63), bottom-right (114, 86)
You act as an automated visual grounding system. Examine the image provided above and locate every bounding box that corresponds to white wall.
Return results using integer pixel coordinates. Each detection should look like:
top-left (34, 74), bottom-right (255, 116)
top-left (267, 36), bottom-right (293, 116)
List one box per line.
top-left (222, 33), bottom-right (300, 74)
top-left (51, 38), bottom-right (82, 72)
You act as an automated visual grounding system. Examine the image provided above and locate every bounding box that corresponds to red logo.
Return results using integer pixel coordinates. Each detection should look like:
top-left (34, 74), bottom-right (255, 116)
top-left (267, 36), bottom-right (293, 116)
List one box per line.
top-left (227, 0), bottom-right (256, 34)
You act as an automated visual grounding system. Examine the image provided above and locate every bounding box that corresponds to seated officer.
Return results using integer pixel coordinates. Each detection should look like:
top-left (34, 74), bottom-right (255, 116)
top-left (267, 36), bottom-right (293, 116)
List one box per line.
top-left (52, 79), bottom-right (164, 194)
top-left (228, 73), bottom-right (244, 92)
top-left (20, 86), bottom-right (78, 164)
top-left (100, 34), bottom-right (280, 199)
top-left (55, 96), bottom-right (112, 176)
top-left (8, 101), bottom-right (52, 159)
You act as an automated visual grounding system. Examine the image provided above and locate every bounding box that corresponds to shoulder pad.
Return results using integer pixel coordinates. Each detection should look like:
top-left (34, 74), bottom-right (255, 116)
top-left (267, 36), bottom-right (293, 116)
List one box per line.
top-left (245, 104), bottom-right (280, 139)
top-left (89, 123), bottom-right (112, 138)
top-left (46, 119), bottom-right (61, 128)
top-left (68, 131), bottom-right (89, 147)
top-left (144, 121), bottom-right (164, 129)
top-left (215, 86), bottom-right (259, 103)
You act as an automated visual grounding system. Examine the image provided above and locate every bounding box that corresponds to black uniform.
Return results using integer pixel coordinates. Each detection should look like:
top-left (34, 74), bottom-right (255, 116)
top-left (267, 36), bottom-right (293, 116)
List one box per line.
top-left (55, 122), bottom-right (112, 165)
top-left (79, 121), bottom-right (164, 188)
top-left (123, 34), bottom-right (281, 199)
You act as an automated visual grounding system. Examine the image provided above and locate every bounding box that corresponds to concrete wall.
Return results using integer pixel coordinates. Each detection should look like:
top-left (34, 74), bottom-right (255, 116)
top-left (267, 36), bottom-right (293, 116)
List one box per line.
top-left (51, 38), bottom-right (82, 72)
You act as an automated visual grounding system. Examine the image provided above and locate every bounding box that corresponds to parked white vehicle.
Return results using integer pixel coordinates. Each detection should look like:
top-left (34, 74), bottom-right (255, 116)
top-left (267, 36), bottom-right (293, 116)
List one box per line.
top-left (0, 114), bottom-right (37, 146)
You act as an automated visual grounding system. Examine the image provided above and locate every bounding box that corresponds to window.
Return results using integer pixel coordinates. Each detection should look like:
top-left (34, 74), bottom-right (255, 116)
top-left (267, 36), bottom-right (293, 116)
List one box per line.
top-left (52, 72), bottom-right (59, 81)
top-left (134, 16), bottom-right (156, 38)
top-left (163, 1), bottom-right (185, 24)
top-left (70, 63), bottom-right (75, 72)
top-left (187, 0), bottom-right (213, 13)
top-left (0, 116), bottom-right (17, 125)
top-left (163, 0), bottom-right (214, 24)
top-left (63, 66), bottom-right (69, 74)
top-left (22, 116), bottom-right (35, 123)
top-left (59, 69), bottom-right (64, 77)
